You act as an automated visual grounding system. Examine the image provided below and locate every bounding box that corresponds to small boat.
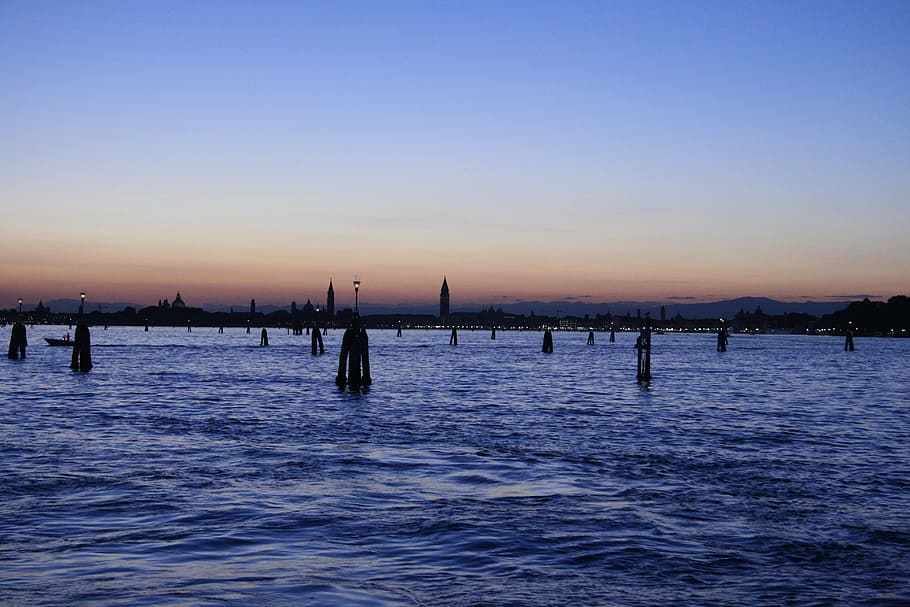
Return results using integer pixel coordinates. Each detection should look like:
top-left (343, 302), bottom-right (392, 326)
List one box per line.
top-left (44, 338), bottom-right (74, 346)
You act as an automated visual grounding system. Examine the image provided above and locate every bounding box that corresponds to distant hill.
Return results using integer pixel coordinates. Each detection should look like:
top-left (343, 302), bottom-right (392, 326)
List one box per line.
top-left (455, 297), bottom-right (855, 319)
top-left (673, 297), bottom-right (855, 319)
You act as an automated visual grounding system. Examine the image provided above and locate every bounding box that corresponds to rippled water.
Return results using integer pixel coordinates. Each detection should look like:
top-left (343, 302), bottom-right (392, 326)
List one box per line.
top-left (2, 326), bottom-right (908, 606)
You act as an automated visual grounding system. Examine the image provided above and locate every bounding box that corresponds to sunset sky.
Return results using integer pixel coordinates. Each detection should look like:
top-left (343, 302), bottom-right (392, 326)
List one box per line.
top-left (2, 1), bottom-right (908, 308)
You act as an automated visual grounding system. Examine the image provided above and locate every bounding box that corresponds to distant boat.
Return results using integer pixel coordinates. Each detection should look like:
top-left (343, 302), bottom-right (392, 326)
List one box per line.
top-left (44, 338), bottom-right (74, 346)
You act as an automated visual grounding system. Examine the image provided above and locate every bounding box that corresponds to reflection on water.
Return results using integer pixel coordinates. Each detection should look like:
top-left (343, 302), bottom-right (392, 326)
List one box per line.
top-left (1, 326), bottom-right (909, 606)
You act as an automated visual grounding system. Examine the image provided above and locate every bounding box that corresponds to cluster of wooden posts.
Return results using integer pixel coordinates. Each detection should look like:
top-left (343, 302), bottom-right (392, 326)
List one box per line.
top-left (6, 321), bottom-right (92, 371)
top-left (6, 317), bottom-right (857, 384)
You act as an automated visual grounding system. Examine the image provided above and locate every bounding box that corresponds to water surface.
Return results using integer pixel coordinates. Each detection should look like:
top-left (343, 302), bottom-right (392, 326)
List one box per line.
top-left (2, 327), bottom-right (908, 605)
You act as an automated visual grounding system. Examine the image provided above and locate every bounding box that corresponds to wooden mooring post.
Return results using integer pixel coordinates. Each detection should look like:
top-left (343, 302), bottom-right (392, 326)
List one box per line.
top-left (636, 316), bottom-right (651, 382)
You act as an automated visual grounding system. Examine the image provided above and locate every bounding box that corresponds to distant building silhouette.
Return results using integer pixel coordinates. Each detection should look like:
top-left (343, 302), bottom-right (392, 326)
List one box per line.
top-left (172, 292), bottom-right (186, 309)
top-left (440, 276), bottom-right (450, 322)
top-left (250, 299), bottom-right (256, 315)
top-left (327, 279), bottom-right (335, 318)
top-left (291, 301), bottom-right (297, 316)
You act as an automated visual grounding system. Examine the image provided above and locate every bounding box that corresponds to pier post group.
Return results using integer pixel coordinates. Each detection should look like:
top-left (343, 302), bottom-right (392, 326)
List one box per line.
top-left (336, 313), bottom-right (371, 387)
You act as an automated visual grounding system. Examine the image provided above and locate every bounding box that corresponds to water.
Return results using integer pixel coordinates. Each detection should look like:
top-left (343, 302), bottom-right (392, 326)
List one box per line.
top-left (2, 326), bottom-right (908, 606)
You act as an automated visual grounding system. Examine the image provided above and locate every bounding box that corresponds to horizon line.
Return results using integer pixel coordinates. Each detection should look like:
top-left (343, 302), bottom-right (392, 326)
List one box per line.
top-left (8, 293), bottom-right (891, 311)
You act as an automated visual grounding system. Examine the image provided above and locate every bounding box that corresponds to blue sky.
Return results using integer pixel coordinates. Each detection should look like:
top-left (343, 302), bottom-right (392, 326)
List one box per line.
top-left (2, 1), bottom-right (908, 306)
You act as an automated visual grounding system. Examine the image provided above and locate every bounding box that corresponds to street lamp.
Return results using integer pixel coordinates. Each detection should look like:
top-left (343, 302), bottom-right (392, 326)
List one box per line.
top-left (80, 291), bottom-right (86, 316)
top-left (18, 298), bottom-right (22, 313)
top-left (353, 277), bottom-right (361, 311)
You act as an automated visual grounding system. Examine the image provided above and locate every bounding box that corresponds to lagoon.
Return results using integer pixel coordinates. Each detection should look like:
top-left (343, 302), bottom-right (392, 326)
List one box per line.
top-left (2, 327), bottom-right (908, 605)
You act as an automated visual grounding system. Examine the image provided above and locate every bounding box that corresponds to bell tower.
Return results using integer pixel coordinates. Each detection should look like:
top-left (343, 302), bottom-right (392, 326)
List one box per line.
top-left (440, 276), bottom-right (450, 322)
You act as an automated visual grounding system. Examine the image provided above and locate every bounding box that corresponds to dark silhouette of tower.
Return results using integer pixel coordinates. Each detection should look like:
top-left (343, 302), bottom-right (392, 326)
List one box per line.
top-left (327, 279), bottom-right (335, 318)
top-left (440, 276), bottom-right (450, 322)
top-left (250, 298), bottom-right (256, 315)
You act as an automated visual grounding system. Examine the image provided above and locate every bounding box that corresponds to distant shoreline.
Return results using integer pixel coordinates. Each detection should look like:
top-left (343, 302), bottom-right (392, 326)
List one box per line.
top-left (3, 309), bottom-right (907, 338)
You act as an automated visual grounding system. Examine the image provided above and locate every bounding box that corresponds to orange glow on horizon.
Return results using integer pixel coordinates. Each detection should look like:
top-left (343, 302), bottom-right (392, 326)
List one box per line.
top-left (2, 259), bottom-right (905, 309)
top-left (2, 218), bottom-right (906, 307)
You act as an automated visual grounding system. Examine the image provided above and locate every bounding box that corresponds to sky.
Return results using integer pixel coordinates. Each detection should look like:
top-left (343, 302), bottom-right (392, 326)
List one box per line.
top-left (2, 0), bottom-right (908, 308)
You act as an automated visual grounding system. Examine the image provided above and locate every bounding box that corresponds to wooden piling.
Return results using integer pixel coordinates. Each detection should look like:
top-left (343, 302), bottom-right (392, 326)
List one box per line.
top-left (70, 323), bottom-right (92, 372)
top-left (636, 317), bottom-right (651, 381)
top-left (336, 315), bottom-right (371, 387)
top-left (716, 319), bottom-right (728, 352)
top-left (542, 329), bottom-right (554, 353)
top-left (311, 325), bottom-right (324, 354)
top-left (7, 322), bottom-right (27, 359)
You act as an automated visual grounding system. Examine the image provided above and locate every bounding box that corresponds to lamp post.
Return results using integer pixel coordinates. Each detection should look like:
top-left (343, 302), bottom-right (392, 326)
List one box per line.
top-left (80, 291), bottom-right (86, 316)
top-left (18, 298), bottom-right (22, 314)
top-left (353, 277), bottom-right (361, 312)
